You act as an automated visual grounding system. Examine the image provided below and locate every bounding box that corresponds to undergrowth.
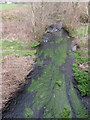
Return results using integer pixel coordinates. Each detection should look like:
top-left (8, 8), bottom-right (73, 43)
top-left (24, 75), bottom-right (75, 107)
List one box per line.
top-left (73, 63), bottom-right (89, 96)
top-left (2, 40), bottom-right (28, 50)
top-left (1, 40), bottom-right (38, 56)
top-left (72, 25), bottom-right (89, 97)
top-left (74, 50), bottom-right (88, 64)
top-left (72, 26), bottom-right (87, 37)
top-left (2, 50), bottom-right (36, 56)
top-left (73, 50), bottom-right (89, 96)
top-left (30, 41), bottom-right (40, 48)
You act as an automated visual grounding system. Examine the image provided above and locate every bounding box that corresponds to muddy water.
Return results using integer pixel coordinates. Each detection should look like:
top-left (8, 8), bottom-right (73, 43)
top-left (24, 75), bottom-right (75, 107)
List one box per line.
top-left (3, 24), bottom-right (89, 118)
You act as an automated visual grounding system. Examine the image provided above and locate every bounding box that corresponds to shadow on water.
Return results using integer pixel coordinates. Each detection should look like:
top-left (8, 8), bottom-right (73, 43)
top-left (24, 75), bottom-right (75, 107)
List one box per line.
top-left (2, 23), bottom-right (89, 119)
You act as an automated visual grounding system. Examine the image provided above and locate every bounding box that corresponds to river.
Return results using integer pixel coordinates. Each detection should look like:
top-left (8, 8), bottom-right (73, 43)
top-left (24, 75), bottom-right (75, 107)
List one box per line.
top-left (3, 23), bottom-right (89, 119)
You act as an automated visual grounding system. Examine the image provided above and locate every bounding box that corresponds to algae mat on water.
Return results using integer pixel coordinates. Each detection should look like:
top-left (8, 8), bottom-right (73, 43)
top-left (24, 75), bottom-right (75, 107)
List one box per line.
top-left (24, 37), bottom-right (88, 118)
top-left (69, 82), bottom-right (88, 118)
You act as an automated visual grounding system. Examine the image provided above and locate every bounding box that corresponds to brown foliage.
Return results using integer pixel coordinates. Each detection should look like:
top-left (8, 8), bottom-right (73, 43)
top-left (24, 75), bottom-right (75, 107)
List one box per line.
top-left (25, 2), bottom-right (88, 41)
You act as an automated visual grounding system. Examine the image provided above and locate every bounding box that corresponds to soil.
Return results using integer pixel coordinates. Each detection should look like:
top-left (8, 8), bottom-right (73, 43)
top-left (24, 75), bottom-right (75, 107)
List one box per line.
top-left (2, 7), bottom-right (33, 44)
top-left (2, 54), bottom-right (35, 110)
top-left (1, 7), bottom-right (36, 111)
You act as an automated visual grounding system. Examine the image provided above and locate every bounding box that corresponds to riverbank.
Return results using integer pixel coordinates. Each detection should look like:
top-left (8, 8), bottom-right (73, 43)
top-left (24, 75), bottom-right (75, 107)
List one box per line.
top-left (2, 54), bottom-right (35, 111)
top-left (1, 4), bottom-right (37, 111)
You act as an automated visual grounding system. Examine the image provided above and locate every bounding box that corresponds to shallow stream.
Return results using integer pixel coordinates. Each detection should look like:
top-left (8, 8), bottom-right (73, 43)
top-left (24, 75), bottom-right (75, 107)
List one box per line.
top-left (3, 24), bottom-right (89, 119)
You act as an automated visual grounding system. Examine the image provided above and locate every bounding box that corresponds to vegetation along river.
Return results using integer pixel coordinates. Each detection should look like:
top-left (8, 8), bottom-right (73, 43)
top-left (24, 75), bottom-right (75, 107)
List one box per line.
top-left (3, 23), bottom-right (89, 119)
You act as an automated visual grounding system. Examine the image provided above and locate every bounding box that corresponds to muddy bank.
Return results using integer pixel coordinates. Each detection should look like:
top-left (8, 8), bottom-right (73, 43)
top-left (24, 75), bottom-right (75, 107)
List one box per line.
top-left (2, 24), bottom-right (89, 118)
top-left (2, 54), bottom-right (35, 111)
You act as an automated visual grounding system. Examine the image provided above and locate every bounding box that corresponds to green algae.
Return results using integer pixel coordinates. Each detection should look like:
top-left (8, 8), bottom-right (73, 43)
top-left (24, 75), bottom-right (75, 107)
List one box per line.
top-left (50, 37), bottom-right (63, 44)
top-left (69, 81), bottom-right (88, 118)
top-left (56, 81), bottom-right (62, 87)
top-left (28, 66), bottom-right (72, 118)
top-left (28, 64), bottom-right (60, 110)
top-left (55, 37), bottom-right (70, 43)
top-left (52, 44), bottom-right (67, 66)
top-left (69, 50), bottom-right (73, 56)
top-left (36, 56), bottom-right (43, 66)
top-left (24, 35), bottom-right (88, 118)
top-left (59, 106), bottom-right (71, 118)
top-left (24, 107), bottom-right (33, 118)
top-left (26, 42), bottom-right (69, 118)
top-left (44, 74), bottom-right (72, 118)
top-left (50, 37), bottom-right (70, 44)
top-left (43, 48), bottom-right (53, 59)
top-left (36, 49), bottom-right (44, 56)
top-left (41, 44), bottom-right (67, 66)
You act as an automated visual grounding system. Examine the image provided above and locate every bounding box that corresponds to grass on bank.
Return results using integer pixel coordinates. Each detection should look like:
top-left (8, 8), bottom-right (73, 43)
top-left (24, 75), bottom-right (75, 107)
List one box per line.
top-left (72, 26), bottom-right (88, 37)
top-left (1, 40), bottom-right (40, 57)
top-left (74, 50), bottom-right (88, 64)
top-left (2, 40), bottom-right (40, 50)
top-left (30, 41), bottom-right (40, 48)
top-left (72, 25), bottom-right (89, 96)
top-left (73, 63), bottom-right (89, 96)
top-left (0, 4), bottom-right (28, 11)
top-left (2, 40), bottom-right (28, 50)
top-left (2, 50), bottom-right (36, 56)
